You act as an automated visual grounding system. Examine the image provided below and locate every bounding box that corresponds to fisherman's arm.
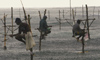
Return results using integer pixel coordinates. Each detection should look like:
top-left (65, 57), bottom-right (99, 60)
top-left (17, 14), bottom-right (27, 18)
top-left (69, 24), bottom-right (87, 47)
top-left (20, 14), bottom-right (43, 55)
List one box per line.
top-left (9, 27), bottom-right (21, 37)
top-left (9, 33), bottom-right (19, 37)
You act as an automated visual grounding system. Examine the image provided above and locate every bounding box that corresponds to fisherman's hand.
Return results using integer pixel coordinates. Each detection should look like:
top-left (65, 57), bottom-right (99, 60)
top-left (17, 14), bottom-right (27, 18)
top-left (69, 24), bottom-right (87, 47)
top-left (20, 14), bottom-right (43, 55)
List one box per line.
top-left (9, 34), bottom-right (13, 37)
top-left (48, 25), bottom-right (52, 27)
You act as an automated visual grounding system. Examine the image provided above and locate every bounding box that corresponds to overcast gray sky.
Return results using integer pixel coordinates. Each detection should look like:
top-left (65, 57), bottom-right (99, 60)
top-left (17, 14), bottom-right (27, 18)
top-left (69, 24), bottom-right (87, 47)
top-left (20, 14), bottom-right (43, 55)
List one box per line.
top-left (0, 0), bottom-right (100, 8)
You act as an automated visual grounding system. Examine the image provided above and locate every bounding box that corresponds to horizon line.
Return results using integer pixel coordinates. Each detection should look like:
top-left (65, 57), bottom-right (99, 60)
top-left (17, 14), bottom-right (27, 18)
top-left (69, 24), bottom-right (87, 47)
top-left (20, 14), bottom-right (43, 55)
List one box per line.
top-left (0, 6), bottom-right (100, 9)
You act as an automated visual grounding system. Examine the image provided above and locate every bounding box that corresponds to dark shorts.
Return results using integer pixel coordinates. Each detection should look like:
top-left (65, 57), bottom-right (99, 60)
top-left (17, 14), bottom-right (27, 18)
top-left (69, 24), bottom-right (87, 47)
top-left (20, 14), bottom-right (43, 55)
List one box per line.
top-left (75, 29), bottom-right (85, 35)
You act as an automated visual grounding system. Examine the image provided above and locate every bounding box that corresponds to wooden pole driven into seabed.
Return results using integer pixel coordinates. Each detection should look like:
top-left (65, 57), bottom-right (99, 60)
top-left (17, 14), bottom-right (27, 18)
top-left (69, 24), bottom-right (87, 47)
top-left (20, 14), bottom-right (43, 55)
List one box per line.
top-left (44, 9), bottom-right (46, 16)
top-left (28, 15), bottom-right (31, 30)
top-left (82, 36), bottom-right (85, 53)
top-left (27, 15), bottom-right (33, 60)
top-left (20, 0), bottom-right (33, 60)
top-left (81, 4), bottom-right (90, 53)
top-left (93, 6), bottom-right (95, 18)
top-left (4, 13), bottom-right (7, 50)
top-left (38, 11), bottom-right (41, 20)
top-left (63, 10), bottom-right (64, 18)
top-left (59, 10), bottom-right (61, 30)
top-left (39, 32), bottom-right (42, 51)
top-left (48, 10), bottom-right (50, 20)
top-left (38, 9), bottom-right (47, 51)
top-left (70, 0), bottom-right (71, 21)
top-left (98, 10), bottom-right (99, 19)
top-left (38, 11), bottom-right (42, 51)
top-left (82, 5), bottom-right (84, 18)
top-left (86, 5), bottom-right (90, 39)
top-left (72, 9), bottom-right (75, 24)
top-left (11, 7), bottom-right (13, 37)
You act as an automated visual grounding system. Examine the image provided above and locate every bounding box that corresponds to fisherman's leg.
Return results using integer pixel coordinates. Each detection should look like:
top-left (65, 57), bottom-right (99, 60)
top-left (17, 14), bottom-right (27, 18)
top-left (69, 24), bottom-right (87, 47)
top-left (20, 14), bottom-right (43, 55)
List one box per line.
top-left (46, 30), bottom-right (51, 35)
top-left (44, 30), bottom-right (49, 36)
top-left (72, 30), bottom-right (75, 37)
top-left (79, 29), bottom-right (85, 40)
top-left (29, 48), bottom-right (34, 55)
top-left (15, 34), bottom-right (26, 44)
top-left (81, 33), bottom-right (85, 40)
top-left (41, 32), bottom-right (45, 39)
top-left (77, 35), bottom-right (81, 39)
top-left (76, 31), bottom-right (82, 41)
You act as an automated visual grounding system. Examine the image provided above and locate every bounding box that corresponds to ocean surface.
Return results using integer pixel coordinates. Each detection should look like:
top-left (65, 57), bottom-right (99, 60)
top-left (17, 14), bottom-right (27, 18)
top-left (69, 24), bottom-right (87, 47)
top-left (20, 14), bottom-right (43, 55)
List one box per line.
top-left (0, 7), bottom-right (100, 60)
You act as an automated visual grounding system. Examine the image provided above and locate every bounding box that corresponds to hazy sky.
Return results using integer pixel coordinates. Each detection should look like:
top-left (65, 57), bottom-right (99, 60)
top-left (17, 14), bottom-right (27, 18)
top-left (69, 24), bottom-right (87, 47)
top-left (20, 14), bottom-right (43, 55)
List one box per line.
top-left (0, 0), bottom-right (100, 8)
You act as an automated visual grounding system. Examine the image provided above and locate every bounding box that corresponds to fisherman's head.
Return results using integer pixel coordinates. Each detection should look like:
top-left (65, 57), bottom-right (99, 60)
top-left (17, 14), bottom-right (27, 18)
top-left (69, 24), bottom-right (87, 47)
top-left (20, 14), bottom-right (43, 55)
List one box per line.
top-left (15, 18), bottom-right (22, 25)
top-left (77, 20), bottom-right (81, 24)
top-left (43, 15), bottom-right (47, 20)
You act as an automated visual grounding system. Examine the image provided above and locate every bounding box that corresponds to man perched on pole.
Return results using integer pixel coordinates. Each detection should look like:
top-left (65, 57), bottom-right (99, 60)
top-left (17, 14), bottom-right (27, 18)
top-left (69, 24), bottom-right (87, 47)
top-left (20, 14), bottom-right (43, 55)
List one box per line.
top-left (39, 16), bottom-right (52, 39)
top-left (9, 18), bottom-right (35, 50)
top-left (72, 20), bottom-right (85, 41)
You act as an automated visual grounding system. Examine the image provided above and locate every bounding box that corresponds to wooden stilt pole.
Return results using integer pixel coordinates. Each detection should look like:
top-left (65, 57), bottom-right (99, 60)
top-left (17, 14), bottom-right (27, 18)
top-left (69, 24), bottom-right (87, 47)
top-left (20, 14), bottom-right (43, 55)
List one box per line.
top-left (4, 13), bottom-right (7, 50)
top-left (82, 36), bottom-right (84, 53)
top-left (70, 0), bottom-right (71, 21)
top-left (74, 7), bottom-right (76, 17)
top-left (28, 15), bottom-right (31, 30)
top-left (38, 9), bottom-right (47, 51)
top-left (39, 32), bottom-right (42, 51)
top-left (38, 11), bottom-right (41, 20)
top-left (93, 6), bottom-right (95, 18)
top-left (11, 7), bottom-right (13, 37)
top-left (98, 10), bottom-right (99, 19)
top-left (30, 48), bottom-right (33, 60)
top-left (59, 10), bottom-right (61, 30)
top-left (72, 9), bottom-right (75, 24)
top-left (48, 10), bottom-right (50, 20)
top-left (20, 0), bottom-right (34, 60)
top-left (82, 5), bottom-right (84, 18)
top-left (81, 4), bottom-right (90, 53)
top-left (63, 10), bottom-right (64, 18)
top-left (19, 8), bottom-right (21, 19)
top-left (86, 5), bottom-right (90, 39)
top-left (38, 11), bottom-right (42, 51)
top-left (44, 9), bottom-right (46, 16)
top-left (28, 15), bottom-right (33, 60)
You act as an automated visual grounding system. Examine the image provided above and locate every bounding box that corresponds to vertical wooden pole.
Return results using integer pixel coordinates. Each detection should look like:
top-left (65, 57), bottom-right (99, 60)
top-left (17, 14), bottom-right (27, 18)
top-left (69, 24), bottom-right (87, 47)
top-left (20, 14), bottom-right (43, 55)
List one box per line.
top-left (39, 32), bottom-right (42, 51)
top-left (28, 14), bottom-right (33, 34)
top-left (70, 0), bottom-right (71, 21)
top-left (28, 15), bottom-right (33, 60)
top-left (93, 6), bottom-right (95, 18)
top-left (4, 13), bottom-right (7, 50)
top-left (63, 10), bottom-right (64, 18)
top-left (98, 10), bottom-right (99, 19)
top-left (86, 5), bottom-right (90, 39)
top-left (48, 10), bottom-right (50, 20)
top-left (19, 8), bottom-right (21, 19)
top-left (72, 9), bottom-right (75, 24)
top-left (30, 48), bottom-right (33, 60)
top-left (82, 5), bottom-right (84, 18)
top-left (28, 15), bottom-right (31, 30)
top-left (82, 36), bottom-right (84, 53)
top-left (38, 11), bottom-right (41, 51)
top-left (59, 10), bottom-right (61, 30)
top-left (38, 11), bottom-right (41, 20)
top-left (44, 9), bottom-right (46, 16)
top-left (59, 10), bottom-right (60, 19)
top-left (74, 7), bottom-right (76, 17)
top-left (11, 7), bottom-right (13, 37)
top-left (38, 9), bottom-right (47, 51)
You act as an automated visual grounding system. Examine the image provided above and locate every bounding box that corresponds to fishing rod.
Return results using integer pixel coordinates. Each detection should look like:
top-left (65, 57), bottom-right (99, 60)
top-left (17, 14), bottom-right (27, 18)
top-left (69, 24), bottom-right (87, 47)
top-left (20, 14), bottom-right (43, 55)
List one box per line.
top-left (20, 0), bottom-right (27, 23)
